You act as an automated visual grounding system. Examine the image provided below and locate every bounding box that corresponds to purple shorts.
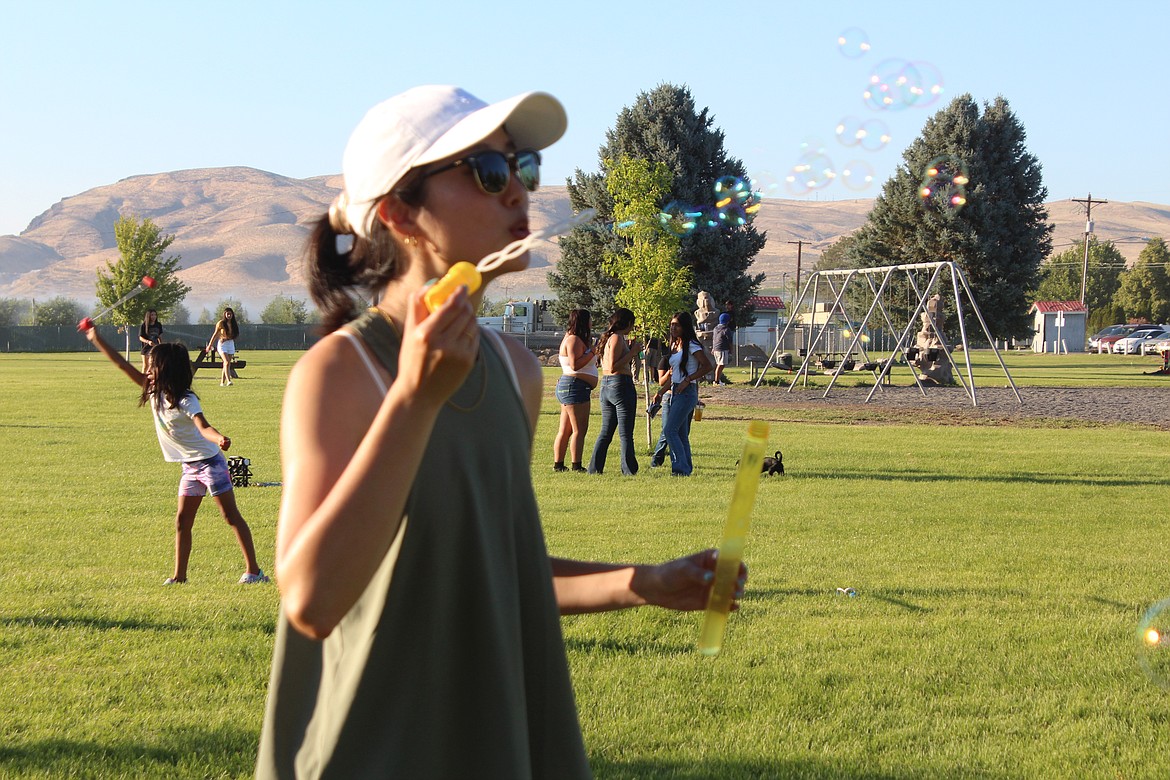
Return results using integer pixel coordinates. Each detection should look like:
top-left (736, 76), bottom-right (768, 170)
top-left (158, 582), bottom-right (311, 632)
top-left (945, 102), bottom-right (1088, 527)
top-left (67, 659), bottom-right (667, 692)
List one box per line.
top-left (179, 452), bottom-right (233, 497)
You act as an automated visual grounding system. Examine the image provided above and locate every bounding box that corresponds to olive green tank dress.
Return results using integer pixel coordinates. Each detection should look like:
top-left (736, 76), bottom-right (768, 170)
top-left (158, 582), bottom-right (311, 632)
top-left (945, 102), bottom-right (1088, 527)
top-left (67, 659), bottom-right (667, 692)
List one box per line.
top-left (255, 311), bottom-right (590, 778)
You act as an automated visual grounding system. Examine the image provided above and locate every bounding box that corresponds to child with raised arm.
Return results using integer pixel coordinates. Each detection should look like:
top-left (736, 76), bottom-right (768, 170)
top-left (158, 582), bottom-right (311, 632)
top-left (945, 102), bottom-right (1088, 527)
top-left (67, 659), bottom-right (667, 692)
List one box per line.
top-left (254, 85), bottom-right (745, 778)
top-left (82, 326), bottom-right (268, 585)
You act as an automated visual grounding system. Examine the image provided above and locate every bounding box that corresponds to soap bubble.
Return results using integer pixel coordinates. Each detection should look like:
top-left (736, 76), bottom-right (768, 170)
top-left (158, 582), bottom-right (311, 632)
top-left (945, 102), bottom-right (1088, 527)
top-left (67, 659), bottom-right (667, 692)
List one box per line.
top-left (835, 116), bottom-right (865, 148)
top-left (857, 119), bottom-right (891, 151)
top-left (919, 155), bottom-right (970, 213)
top-left (841, 160), bottom-right (875, 192)
top-left (660, 201), bottom-right (700, 235)
top-left (1138, 597), bottom-right (1170, 689)
top-left (785, 140), bottom-right (836, 196)
top-left (785, 155), bottom-right (836, 195)
top-left (748, 171), bottom-right (781, 198)
top-left (836, 27), bottom-right (871, 59)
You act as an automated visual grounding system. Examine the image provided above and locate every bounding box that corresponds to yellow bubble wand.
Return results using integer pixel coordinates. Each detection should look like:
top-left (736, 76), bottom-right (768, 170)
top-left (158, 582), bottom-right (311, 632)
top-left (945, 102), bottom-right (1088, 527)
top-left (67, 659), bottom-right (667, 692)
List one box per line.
top-left (423, 208), bottom-right (597, 311)
top-left (698, 419), bottom-right (769, 656)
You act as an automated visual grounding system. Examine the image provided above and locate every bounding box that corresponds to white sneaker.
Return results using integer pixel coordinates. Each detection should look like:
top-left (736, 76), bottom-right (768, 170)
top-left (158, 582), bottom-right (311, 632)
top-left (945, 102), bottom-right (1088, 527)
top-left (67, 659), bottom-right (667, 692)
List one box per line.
top-left (163, 577), bottom-right (187, 585)
top-left (239, 569), bottom-right (270, 584)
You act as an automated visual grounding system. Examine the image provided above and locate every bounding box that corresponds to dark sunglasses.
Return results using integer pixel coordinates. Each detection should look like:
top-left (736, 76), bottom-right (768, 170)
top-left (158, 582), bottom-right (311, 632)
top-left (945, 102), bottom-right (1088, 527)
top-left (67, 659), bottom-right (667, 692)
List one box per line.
top-left (415, 149), bottom-right (541, 195)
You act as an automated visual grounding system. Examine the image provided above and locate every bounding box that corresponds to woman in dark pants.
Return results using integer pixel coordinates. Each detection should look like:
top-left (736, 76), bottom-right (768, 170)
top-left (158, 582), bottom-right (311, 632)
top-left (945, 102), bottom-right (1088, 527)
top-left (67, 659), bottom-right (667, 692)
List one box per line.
top-left (588, 308), bottom-right (641, 475)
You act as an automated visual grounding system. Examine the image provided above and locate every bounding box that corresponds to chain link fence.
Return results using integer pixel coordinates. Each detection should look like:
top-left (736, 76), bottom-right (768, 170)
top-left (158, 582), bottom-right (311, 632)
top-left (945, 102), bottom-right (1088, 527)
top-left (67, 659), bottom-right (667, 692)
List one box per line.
top-left (0, 325), bottom-right (322, 352)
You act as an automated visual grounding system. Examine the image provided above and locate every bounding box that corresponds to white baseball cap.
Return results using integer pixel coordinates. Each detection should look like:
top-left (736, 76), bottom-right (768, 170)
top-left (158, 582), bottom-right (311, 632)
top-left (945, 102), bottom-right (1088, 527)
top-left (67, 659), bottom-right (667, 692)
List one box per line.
top-left (337, 85), bottom-right (567, 238)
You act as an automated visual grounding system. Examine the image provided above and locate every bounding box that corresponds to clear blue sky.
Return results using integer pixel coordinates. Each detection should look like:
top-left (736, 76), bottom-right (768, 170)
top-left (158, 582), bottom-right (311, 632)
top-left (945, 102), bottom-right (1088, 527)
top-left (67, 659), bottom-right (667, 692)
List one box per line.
top-left (1, 0), bottom-right (1166, 237)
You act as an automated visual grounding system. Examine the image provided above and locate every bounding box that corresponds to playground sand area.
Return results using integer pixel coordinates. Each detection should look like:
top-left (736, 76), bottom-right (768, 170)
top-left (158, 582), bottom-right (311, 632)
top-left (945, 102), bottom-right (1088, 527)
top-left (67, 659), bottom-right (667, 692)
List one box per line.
top-left (706, 384), bottom-right (1170, 429)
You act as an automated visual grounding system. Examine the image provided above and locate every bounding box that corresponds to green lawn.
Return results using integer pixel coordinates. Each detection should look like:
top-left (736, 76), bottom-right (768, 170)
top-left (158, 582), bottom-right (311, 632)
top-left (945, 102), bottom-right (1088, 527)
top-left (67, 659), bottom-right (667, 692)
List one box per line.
top-left (2, 350), bottom-right (1169, 778)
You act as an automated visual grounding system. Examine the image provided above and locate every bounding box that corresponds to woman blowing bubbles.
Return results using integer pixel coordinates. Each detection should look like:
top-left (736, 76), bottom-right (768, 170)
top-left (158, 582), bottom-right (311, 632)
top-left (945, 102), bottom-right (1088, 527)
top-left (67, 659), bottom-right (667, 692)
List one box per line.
top-left (255, 86), bottom-right (746, 778)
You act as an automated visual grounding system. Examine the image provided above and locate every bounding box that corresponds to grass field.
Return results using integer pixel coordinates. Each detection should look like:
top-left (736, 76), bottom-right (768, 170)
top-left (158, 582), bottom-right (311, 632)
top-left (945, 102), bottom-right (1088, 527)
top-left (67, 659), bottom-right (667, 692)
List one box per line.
top-left (2, 350), bottom-right (1169, 778)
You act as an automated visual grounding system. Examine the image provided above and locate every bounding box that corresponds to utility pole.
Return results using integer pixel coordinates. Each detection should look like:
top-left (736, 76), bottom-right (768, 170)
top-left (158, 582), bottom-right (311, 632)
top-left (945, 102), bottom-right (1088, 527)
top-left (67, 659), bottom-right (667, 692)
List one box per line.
top-left (787, 240), bottom-right (805, 300)
top-left (1072, 194), bottom-right (1107, 304)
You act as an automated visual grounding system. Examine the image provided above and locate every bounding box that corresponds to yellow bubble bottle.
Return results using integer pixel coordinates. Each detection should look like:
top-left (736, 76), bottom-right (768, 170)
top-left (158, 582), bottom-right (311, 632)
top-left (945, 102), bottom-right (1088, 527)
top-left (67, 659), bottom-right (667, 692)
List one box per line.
top-left (697, 420), bottom-right (768, 656)
top-left (423, 262), bottom-right (482, 313)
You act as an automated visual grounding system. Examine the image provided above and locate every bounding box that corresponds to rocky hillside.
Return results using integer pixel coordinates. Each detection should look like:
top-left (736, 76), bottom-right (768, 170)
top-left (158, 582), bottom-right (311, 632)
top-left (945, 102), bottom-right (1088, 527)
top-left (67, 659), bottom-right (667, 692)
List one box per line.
top-left (1, 166), bottom-right (1165, 312)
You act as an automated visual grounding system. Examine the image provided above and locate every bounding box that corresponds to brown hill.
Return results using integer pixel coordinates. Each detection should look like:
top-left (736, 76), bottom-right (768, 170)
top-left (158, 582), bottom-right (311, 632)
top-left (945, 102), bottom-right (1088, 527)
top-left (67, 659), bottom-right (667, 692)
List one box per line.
top-left (1, 167), bottom-right (1165, 312)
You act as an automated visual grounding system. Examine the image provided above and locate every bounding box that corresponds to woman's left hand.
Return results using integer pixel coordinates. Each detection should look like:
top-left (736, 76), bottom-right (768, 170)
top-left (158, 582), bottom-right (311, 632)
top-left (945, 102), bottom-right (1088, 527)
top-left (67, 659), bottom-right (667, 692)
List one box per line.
top-left (630, 549), bottom-right (746, 612)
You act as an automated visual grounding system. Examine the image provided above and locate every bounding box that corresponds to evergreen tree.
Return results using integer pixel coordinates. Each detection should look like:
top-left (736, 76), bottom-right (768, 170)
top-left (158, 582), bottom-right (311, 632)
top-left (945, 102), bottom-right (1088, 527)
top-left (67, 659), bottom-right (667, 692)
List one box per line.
top-left (550, 84), bottom-right (765, 325)
top-left (1113, 237), bottom-right (1170, 323)
top-left (547, 171), bottom-right (621, 326)
top-left (848, 95), bottom-right (1051, 339)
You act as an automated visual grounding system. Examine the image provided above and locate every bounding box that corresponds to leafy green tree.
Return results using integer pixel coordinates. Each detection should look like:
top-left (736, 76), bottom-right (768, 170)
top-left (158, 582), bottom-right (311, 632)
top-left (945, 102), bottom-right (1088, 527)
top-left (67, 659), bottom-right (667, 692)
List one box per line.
top-left (0, 298), bottom-right (27, 326)
top-left (1113, 237), bottom-right (1170, 323)
top-left (210, 298), bottom-right (249, 324)
top-left (33, 296), bottom-right (84, 326)
top-left (1034, 238), bottom-right (1125, 330)
top-left (260, 295), bottom-right (310, 324)
top-left (97, 215), bottom-right (190, 353)
top-left (848, 94), bottom-right (1052, 339)
top-left (551, 83), bottom-right (765, 325)
top-left (478, 296), bottom-right (506, 317)
top-left (603, 156), bottom-right (691, 339)
top-left (170, 301), bottom-right (191, 325)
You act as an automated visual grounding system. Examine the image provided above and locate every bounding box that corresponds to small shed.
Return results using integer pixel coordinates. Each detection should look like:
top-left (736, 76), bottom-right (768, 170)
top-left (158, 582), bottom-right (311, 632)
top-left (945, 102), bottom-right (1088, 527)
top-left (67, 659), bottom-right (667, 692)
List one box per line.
top-left (736, 295), bottom-right (787, 357)
top-left (747, 295), bottom-right (786, 328)
top-left (1031, 301), bottom-right (1087, 353)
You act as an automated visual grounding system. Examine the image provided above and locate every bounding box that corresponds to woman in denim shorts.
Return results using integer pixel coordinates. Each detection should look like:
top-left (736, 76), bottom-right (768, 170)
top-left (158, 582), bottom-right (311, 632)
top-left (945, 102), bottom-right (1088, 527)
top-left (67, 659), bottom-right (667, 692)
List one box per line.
top-left (553, 309), bottom-right (597, 472)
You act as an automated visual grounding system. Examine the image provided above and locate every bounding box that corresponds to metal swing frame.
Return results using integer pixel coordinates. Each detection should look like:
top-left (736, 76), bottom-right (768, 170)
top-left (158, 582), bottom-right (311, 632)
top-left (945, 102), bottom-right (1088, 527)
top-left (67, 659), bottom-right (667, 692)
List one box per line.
top-left (754, 261), bottom-right (1021, 407)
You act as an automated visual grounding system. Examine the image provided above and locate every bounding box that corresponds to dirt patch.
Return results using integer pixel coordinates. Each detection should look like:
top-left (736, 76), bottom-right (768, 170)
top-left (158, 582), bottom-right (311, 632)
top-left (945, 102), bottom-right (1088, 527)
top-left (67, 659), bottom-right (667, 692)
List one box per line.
top-left (702, 383), bottom-right (1170, 429)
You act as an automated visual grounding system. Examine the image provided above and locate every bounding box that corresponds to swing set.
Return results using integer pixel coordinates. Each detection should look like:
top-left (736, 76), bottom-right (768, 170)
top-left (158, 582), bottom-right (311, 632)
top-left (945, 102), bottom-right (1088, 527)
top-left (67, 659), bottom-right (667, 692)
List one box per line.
top-left (754, 261), bottom-right (1021, 407)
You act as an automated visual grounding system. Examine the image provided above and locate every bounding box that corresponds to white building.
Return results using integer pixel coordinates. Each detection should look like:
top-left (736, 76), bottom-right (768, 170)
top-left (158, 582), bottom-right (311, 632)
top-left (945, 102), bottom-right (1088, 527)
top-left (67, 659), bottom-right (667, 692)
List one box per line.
top-left (1030, 301), bottom-right (1087, 353)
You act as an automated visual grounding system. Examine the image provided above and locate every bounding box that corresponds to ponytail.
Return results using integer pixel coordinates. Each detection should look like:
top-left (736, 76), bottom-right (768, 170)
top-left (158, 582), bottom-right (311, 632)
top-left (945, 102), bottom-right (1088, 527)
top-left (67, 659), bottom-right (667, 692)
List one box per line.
top-left (307, 212), bottom-right (402, 334)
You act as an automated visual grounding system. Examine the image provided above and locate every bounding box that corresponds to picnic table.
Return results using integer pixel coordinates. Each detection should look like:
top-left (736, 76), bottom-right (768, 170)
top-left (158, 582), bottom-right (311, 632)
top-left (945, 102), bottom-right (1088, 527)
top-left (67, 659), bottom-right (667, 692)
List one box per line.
top-left (191, 348), bottom-right (246, 377)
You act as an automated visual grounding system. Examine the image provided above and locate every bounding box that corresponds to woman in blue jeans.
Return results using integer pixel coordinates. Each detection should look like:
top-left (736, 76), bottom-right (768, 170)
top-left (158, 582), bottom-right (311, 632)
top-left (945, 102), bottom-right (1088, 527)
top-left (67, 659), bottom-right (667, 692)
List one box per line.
top-left (651, 312), bottom-right (712, 476)
top-left (588, 308), bottom-right (641, 475)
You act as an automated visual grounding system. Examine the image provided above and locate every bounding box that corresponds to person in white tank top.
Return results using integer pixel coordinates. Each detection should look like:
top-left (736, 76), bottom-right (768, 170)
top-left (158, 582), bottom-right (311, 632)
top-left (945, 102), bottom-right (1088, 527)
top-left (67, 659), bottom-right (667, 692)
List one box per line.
top-left (553, 309), bottom-right (597, 472)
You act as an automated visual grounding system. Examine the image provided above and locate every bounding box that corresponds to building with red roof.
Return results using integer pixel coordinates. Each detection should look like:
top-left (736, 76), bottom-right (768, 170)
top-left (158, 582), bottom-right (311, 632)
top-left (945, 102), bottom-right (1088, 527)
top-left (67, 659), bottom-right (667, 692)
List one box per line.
top-left (1030, 301), bottom-right (1087, 353)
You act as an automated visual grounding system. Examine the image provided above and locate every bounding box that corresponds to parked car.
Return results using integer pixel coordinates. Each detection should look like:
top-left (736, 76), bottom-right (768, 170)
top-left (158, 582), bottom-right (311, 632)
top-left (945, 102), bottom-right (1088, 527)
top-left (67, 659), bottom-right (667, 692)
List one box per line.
top-left (1089, 324), bottom-right (1135, 350)
top-left (1112, 327), bottom-right (1169, 354)
top-left (1093, 324), bottom-right (1158, 351)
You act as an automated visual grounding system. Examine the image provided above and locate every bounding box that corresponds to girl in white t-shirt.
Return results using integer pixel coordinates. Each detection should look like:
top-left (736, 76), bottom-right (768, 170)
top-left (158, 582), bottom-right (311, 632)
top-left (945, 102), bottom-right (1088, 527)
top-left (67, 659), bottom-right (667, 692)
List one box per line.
top-left (82, 325), bottom-right (268, 585)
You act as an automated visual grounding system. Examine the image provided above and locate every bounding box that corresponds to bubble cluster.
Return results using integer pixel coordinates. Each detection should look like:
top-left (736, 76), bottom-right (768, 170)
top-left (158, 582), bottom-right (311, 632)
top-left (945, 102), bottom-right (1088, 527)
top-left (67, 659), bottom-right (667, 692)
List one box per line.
top-left (1138, 598), bottom-right (1170, 690)
top-left (784, 139), bottom-right (836, 196)
top-left (836, 27), bottom-right (871, 59)
top-left (918, 155), bottom-right (970, 212)
top-left (862, 58), bottom-right (945, 112)
top-left (656, 175), bottom-right (763, 236)
top-left (836, 116), bottom-right (891, 152)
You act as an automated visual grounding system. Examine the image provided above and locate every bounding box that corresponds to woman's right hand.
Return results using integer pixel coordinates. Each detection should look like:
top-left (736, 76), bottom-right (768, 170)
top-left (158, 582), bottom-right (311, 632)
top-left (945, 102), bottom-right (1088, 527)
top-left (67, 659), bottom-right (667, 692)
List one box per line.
top-left (394, 285), bottom-right (479, 406)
